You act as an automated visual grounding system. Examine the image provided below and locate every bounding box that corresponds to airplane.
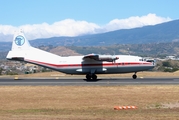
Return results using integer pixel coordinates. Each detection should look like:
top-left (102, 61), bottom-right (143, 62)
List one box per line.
top-left (6, 30), bottom-right (155, 80)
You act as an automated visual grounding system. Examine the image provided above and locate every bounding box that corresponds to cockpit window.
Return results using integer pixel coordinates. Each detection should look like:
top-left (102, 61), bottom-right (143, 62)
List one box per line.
top-left (146, 60), bottom-right (154, 62)
top-left (139, 59), bottom-right (143, 61)
top-left (139, 58), bottom-right (147, 61)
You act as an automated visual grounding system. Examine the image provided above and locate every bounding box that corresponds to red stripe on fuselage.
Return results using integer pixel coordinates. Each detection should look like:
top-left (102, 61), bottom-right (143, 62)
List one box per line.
top-left (25, 59), bottom-right (153, 68)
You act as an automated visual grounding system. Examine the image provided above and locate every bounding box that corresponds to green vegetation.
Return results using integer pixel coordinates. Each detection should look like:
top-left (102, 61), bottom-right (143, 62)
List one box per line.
top-left (0, 68), bottom-right (2, 75)
top-left (41, 68), bottom-right (53, 72)
top-left (5, 70), bottom-right (18, 75)
top-left (155, 60), bottom-right (179, 72)
top-left (67, 42), bottom-right (179, 57)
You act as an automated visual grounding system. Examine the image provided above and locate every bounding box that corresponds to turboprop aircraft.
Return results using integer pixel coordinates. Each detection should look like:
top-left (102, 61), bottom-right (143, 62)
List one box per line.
top-left (6, 30), bottom-right (155, 80)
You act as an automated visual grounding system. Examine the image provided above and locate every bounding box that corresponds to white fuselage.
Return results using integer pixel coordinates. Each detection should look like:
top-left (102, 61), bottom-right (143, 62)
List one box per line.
top-left (7, 46), bottom-right (155, 75)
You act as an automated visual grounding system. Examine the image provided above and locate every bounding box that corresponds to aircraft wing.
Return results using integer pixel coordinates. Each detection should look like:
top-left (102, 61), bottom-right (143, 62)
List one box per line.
top-left (83, 53), bottom-right (119, 62)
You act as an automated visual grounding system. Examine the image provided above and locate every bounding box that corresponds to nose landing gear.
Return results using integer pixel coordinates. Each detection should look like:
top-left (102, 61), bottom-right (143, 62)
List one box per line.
top-left (132, 72), bottom-right (137, 79)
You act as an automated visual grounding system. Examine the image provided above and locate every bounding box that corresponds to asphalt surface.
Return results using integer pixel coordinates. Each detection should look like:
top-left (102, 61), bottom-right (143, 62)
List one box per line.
top-left (0, 77), bottom-right (179, 86)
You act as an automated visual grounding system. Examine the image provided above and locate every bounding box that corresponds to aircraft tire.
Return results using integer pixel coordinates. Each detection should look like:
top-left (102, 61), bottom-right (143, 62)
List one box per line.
top-left (86, 74), bottom-right (91, 80)
top-left (132, 74), bottom-right (137, 79)
top-left (92, 74), bottom-right (97, 80)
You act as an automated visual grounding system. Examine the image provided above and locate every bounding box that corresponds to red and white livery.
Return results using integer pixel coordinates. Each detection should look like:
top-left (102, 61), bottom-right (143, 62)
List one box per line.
top-left (6, 31), bottom-right (155, 80)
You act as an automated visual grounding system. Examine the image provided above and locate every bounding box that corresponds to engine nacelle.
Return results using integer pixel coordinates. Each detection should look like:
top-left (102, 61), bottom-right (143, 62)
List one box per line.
top-left (83, 54), bottom-right (119, 62)
top-left (95, 55), bottom-right (119, 62)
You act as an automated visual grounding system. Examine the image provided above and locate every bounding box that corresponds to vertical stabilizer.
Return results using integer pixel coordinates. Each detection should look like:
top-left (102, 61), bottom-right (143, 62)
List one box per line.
top-left (11, 30), bottom-right (31, 51)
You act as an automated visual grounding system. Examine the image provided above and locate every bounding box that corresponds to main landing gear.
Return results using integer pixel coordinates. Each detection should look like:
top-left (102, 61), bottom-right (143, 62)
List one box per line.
top-left (86, 74), bottom-right (97, 80)
top-left (132, 72), bottom-right (137, 79)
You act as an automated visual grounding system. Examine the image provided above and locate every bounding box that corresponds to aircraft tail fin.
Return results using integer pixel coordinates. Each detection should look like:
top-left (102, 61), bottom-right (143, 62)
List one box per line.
top-left (6, 30), bottom-right (32, 60)
top-left (11, 30), bottom-right (31, 51)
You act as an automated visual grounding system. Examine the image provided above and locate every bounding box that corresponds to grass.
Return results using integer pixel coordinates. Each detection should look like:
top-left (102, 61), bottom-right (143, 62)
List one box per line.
top-left (0, 85), bottom-right (179, 119)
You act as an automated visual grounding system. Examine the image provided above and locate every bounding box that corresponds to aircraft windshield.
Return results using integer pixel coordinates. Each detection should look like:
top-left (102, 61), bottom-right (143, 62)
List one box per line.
top-left (139, 58), bottom-right (146, 61)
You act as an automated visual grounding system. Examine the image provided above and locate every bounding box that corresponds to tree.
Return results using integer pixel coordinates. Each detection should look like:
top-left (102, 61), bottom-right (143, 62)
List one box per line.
top-left (0, 68), bottom-right (3, 75)
top-left (162, 61), bottom-right (171, 67)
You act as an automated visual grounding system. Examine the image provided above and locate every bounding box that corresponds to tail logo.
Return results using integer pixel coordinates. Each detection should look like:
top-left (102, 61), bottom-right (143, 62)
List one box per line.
top-left (15, 35), bottom-right (25, 46)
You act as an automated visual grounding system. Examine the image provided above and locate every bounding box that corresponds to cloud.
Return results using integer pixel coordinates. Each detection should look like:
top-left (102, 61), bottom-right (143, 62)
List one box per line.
top-left (0, 13), bottom-right (172, 41)
top-left (103, 13), bottom-right (171, 31)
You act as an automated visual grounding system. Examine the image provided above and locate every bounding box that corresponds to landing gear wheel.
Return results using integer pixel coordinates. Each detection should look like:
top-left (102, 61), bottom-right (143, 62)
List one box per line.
top-left (85, 74), bottom-right (98, 81)
top-left (132, 74), bottom-right (137, 79)
top-left (86, 74), bottom-right (91, 80)
top-left (92, 74), bottom-right (97, 80)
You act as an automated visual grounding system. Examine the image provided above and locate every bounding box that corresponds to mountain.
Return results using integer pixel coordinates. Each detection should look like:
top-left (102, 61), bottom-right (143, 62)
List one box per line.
top-left (1, 19), bottom-right (179, 51)
top-left (0, 42), bottom-right (12, 51)
top-left (30, 19), bottom-right (179, 46)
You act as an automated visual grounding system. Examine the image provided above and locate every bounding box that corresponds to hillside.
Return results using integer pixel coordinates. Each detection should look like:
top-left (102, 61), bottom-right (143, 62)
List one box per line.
top-left (30, 19), bottom-right (179, 46)
top-left (67, 42), bottom-right (179, 57)
top-left (37, 45), bottom-right (82, 56)
top-left (49, 46), bottom-right (81, 56)
top-left (1, 19), bottom-right (179, 51)
top-left (1, 41), bottom-right (179, 60)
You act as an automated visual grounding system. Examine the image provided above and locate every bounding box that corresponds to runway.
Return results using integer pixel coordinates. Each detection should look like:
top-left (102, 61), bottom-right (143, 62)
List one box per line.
top-left (0, 77), bottom-right (179, 86)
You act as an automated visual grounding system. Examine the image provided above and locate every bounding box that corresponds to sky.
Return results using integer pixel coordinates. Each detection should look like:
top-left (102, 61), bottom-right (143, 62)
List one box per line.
top-left (0, 0), bottom-right (178, 41)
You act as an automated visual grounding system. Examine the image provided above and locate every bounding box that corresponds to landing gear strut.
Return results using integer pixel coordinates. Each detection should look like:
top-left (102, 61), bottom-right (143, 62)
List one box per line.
top-left (86, 74), bottom-right (97, 80)
top-left (132, 73), bottom-right (137, 79)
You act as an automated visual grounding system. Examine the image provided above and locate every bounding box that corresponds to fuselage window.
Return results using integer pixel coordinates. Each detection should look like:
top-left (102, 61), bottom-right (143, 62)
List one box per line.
top-left (139, 59), bottom-right (143, 61)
